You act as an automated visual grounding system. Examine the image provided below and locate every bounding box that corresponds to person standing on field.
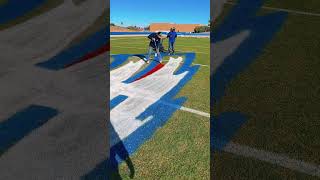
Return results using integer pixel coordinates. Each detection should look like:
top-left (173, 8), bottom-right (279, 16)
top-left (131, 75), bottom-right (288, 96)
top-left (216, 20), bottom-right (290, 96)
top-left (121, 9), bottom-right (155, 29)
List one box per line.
top-left (167, 27), bottom-right (177, 55)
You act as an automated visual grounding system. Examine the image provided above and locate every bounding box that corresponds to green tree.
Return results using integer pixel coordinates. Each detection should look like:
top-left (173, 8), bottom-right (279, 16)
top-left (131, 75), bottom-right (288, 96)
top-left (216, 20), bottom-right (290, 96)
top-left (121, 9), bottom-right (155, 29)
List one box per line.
top-left (194, 26), bottom-right (210, 33)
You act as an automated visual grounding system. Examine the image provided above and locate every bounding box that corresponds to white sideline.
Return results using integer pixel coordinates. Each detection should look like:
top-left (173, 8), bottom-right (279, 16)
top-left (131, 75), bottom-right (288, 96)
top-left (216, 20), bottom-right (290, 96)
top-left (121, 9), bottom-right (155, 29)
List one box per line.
top-left (226, 2), bottom-right (320, 17)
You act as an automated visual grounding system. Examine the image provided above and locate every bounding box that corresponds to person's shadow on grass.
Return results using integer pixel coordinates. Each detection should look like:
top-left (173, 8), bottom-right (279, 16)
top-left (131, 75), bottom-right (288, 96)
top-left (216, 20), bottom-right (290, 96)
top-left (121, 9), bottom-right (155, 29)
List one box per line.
top-left (83, 120), bottom-right (135, 180)
top-left (108, 122), bottom-right (135, 179)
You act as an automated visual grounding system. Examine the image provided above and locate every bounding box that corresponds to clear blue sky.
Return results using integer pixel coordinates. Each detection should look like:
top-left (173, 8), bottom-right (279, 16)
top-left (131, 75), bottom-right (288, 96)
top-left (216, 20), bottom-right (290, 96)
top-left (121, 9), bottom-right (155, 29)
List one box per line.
top-left (110, 0), bottom-right (210, 27)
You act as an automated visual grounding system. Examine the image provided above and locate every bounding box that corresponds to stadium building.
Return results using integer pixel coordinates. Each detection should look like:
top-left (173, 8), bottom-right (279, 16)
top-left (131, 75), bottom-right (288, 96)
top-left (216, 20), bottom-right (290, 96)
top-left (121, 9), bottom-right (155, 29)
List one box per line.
top-left (149, 23), bottom-right (204, 33)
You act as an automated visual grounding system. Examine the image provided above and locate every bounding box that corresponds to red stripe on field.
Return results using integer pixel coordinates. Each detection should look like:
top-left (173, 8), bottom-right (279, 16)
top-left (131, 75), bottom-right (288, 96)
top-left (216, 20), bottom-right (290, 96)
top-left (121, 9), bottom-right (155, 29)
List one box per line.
top-left (64, 44), bottom-right (110, 68)
top-left (134, 63), bottom-right (165, 82)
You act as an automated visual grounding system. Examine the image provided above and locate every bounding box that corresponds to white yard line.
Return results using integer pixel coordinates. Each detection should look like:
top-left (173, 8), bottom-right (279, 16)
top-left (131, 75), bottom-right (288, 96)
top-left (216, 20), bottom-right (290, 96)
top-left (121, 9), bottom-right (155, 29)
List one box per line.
top-left (223, 142), bottom-right (320, 177)
top-left (159, 100), bottom-right (210, 118)
top-left (226, 1), bottom-right (320, 17)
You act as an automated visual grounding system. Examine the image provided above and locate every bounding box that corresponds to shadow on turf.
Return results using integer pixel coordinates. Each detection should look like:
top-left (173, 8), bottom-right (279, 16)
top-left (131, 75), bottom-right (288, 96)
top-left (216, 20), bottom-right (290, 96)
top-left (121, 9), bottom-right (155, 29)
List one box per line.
top-left (211, 0), bottom-right (287, 150)
top-left (83, 96), bottom-right (135, 180)
top-left (82, 124), bottom-right (135, 180)
top-left (0, 105), bottom-right (58, 155)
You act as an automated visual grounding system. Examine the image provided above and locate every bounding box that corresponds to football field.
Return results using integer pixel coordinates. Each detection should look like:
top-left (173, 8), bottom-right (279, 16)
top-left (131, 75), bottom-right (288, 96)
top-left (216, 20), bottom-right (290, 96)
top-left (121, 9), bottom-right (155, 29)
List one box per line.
top-left (110, 36), bottom-right (210, 179)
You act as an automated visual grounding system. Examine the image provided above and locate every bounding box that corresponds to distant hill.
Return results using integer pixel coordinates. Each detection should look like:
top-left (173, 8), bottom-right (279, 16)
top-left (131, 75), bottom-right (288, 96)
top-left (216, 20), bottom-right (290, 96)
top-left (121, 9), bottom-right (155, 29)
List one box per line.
top-left (110, 25), bottom-right (143, 32)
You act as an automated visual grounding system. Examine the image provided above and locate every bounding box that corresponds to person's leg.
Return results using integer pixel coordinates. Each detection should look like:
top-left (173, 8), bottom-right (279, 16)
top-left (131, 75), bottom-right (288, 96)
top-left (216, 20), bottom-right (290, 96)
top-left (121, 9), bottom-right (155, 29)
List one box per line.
top-left (146, 46), bottom-right (153, 63)
top-left (156, 47), bottom-right (162, 62)
top-left (168, 41), bottom-right (172, 54)
top-left (172, 41), bottom-right (175, 54)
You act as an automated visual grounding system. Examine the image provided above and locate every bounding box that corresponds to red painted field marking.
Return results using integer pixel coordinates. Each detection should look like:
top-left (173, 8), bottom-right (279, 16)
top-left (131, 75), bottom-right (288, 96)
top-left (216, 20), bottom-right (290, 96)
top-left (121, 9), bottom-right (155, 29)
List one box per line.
top-left (64, 43), bottom-right (110, 68)
top-left (134, 63), bottom-right (165, 82)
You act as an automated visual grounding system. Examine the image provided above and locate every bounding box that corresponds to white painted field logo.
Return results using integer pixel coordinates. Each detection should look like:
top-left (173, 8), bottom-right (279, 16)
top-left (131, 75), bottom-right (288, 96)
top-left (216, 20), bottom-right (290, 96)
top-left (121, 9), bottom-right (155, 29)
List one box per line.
top-left (110, 53), bottom-right (199, 166)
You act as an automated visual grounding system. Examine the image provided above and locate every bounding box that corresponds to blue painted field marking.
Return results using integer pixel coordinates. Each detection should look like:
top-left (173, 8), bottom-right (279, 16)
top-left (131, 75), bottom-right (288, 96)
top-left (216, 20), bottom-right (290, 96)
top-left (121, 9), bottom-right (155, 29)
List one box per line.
top-left (0, 0), bottom-right (46, 25)
top-left (110, 95), bottom-right (128, 110)
top-left (36, 27), bottom-right (109, 70)
top-left (110, 54), bottom-right (131, 69)
top-left (211, 112), bottom-right (247, 150)
top-left (211, 0), bottom-right (287, 150)
top-left (112, 52), bottom-right (196, 83)
top-left (0, 105), bottom-right (58, 153)
top-left (122, 58), bottom-right (158, 83)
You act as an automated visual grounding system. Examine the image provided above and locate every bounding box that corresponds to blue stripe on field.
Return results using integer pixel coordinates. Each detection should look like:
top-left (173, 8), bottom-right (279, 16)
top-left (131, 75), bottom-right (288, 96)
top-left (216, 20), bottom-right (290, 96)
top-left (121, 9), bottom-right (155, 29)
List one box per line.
top-left (0, 105), bottom-right (58, 153)
top-left (36, 27), bottom-right (109, 70)
top-left (0, 0), bottom-right (46, 25)
top-left (110, 95), bottom-right (127, 110)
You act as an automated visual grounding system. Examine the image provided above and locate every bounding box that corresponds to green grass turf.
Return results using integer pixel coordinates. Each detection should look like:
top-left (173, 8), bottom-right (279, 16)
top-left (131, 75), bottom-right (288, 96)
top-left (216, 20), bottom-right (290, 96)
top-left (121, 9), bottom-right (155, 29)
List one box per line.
top-left (111, 36), bottom-right (210, 179)
top-left (212, 1), bottom-right (320, 179)
top-left (213, 151), bottom-right (320, 180)
top-left (264, 0), bottom-right (320, 14)
top-left (0, 0), bottom-right (7, 6)
top-left (228, 0), bottom-right (320, 14)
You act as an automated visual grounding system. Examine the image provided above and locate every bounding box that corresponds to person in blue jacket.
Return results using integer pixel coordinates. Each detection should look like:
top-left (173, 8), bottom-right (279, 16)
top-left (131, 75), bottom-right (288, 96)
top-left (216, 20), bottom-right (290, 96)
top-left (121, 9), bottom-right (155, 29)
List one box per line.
top-left (146, 31), bottom-right (165, 63)
top-left (167, 27), bottom-right (178, 55)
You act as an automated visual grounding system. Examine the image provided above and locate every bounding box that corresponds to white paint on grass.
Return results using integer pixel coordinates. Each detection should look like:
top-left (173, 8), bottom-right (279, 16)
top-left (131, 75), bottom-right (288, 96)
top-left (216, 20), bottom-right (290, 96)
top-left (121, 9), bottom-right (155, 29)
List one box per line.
top-left (110, 57), bottom-right (189, 146)
top-left (212, 30), bottom-right (250, 73)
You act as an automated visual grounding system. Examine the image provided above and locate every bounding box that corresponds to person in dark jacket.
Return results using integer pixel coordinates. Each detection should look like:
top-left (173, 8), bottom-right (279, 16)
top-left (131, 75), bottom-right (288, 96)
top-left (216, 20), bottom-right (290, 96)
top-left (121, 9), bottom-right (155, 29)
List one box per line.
top-left (146, 31), bottom-right (165, 63)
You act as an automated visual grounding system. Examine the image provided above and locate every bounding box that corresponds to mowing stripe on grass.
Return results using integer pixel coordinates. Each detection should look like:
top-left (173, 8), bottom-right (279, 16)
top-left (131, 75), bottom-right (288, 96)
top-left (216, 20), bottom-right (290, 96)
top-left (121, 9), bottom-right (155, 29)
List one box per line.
top-left (222, 142), bottom-right (320, 177)
top-left (226, 1), bottom-right (320, 17)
